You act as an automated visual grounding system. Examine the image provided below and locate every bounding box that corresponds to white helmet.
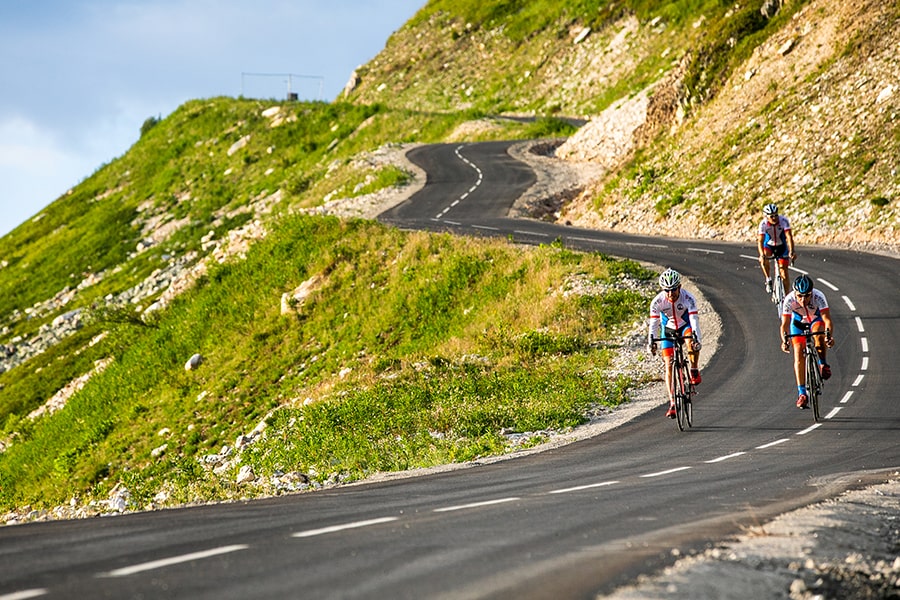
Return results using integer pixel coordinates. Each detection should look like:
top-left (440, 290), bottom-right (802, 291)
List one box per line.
top-left (658, 268), bottom-right (682, 291)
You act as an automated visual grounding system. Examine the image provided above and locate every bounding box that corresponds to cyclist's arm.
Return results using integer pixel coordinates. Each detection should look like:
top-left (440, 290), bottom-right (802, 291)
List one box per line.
top-left (785, 227), bottom-right (796, 259)
top-left (780, 312), bottom-right (792, 352)
top-left (688, 311), bottom-right (701, 344)
top-left (820, 307), bottom-right (834, 346)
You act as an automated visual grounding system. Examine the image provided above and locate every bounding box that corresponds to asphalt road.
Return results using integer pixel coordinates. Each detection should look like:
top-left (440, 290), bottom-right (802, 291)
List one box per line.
top-left (1, 141), bottom-right (897, 600)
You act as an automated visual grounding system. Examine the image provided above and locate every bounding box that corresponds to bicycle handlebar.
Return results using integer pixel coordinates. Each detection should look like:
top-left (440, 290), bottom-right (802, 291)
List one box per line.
top-left (650, 333), bottom-right (696, 343)
top-left (784, 328), bottom-right (831, 340)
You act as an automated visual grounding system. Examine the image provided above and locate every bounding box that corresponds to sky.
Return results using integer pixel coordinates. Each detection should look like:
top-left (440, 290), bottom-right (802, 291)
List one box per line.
top-left (0, 0), bottom-right (424, 237)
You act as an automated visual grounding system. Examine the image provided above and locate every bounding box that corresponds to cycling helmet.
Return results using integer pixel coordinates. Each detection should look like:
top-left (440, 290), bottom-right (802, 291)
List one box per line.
top-left (763, 203), bottom-right (778, 216)
top-left (658, 268), bottom-right (682, 291)
top-left (793, 274), bottom-right (813, 294)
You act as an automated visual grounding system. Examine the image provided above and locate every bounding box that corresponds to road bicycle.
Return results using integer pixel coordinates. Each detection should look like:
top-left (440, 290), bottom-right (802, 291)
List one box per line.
top-left (651, 331), bottom-right (696, 431)
top-left (785, 329), bottom-right (829, 422)
top-left (765, 256), bottom-right (787, 319)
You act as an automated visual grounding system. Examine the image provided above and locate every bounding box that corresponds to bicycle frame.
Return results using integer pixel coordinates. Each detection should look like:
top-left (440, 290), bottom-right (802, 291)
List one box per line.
top-left (766, 256), bottom-right (786, 318)
top-left (786, 330), bottom-right (826, 421)
top-left (651, 332), bottom-right (695, 431)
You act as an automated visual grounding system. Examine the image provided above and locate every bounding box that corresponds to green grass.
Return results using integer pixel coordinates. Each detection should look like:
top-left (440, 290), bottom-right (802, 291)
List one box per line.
top-left (0, 212), bottom-right (655, 510)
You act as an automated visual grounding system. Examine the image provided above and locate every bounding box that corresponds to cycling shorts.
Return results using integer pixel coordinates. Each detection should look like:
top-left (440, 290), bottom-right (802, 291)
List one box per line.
top-left (660, 324), bottom-right (693, 357)
top-left (762, 242), bottom-right (790, 261)
top-left (790, 319), bottom-right (825, 347)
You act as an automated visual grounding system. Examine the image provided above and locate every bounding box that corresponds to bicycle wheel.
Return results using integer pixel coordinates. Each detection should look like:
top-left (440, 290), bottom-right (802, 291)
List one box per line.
top-left (805, 345), bottom-right (821, 422)
top-left (773, 275), bottom-right (785, 319)
top-left (682, 363), bottom-right (694, 428)
top-left (674, 357), bottom-right (688, 431)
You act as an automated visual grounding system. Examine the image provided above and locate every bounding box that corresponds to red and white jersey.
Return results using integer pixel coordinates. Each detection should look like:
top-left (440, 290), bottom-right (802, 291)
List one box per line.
top-left (782, 289), bottom-right (829, 323)
top-left (758, 215), bottom-right (792, 247)
top-left (648, 288), bottom-right (701, 342)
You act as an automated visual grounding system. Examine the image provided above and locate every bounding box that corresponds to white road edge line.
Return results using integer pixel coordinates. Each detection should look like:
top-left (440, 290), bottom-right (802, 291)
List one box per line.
top-left (0, 590), bottom-right (49, 600)
top-left (292, 516), bottom-right (399, 538)
top-left (626, 242), bottom-right (668, 248)
top-left (98, 544), bottom-right (249, 578)
top-left (471, 225), bottom-right (499, 231)
top-left (640, 466), bottom-right (692, 478)
top-left (797, 423), bottom-right (822, 435)
top-left (434, 497), bottom-right (520, 512)
top-left (549, 481), bottom-right (619, 494)
top-left (513, 230), bottom-right (549, 237)
top-left (705, 452), bottom-right (746, 463)
top-left (756, 438), bottom-right (790, 449)
top-left (817, 278), bottom-right (839, 291)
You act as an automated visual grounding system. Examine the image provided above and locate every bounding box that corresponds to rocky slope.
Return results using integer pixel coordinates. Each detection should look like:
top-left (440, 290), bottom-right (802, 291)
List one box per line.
top-left (556, 0), bottom-right (898, 256)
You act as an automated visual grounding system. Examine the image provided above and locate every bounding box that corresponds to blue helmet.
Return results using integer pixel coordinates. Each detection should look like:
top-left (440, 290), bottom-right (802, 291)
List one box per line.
top-left (793, 274), bottom-right (813, 294)
top-left (763, 203), bottom-right (778, 216)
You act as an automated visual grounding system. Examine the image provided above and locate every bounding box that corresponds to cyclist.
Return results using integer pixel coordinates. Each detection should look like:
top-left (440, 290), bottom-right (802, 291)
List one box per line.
top-left (757, 203), bottom-right (796, 294)
top-left (780, 274), bottom-right (835, 409)
top-left (647, 268), bottom-right (702, 419)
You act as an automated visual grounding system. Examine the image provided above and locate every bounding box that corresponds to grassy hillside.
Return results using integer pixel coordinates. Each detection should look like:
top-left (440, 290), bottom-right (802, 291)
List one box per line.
top-left (0, 95), bottom-right (642, 513)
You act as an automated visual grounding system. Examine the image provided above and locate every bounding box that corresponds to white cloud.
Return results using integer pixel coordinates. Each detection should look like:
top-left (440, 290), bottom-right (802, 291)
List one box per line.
top-left (0, 116), bottom-right (102, 236)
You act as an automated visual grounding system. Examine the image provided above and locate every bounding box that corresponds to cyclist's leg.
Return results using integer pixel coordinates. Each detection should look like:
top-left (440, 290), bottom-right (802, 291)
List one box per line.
top-left (760, 245), bottom-right (774, 283)
top-left (790, 321), bottom-right (809, 405)
top-left (774, 245), bottom-right (791, 291)
top-left (809, 319), bottom-right (831, 379)
top-left (662, 351), bottom-right (675, 404)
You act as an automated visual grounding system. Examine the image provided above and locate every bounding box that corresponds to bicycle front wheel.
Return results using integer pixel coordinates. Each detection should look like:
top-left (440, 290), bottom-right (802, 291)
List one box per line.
top-left (680, 361), bottom-right (693, 428)
top-left (806, 348), bottom-right (821, 422)
top-left (674, 361), bottom-right (689, 431)
top-left (773, 276), bottom-right (785, 319)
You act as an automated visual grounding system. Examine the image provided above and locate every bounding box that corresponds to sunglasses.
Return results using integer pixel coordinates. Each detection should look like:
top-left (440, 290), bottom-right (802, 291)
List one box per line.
top-left (797, 292), bottom-right (811, 298)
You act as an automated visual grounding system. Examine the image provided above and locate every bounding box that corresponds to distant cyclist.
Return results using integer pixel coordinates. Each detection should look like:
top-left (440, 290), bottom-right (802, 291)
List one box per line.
top-left (780, 274), bottom-right (835, 409)
top-left (647, 268), bottom-right (702, 419)
top-left (757, 203), bottom-right (796, 294)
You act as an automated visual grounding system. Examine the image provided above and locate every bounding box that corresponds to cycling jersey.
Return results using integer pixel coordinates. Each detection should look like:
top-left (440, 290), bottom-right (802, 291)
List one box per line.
top-left (758, 215), bottom-right (792, 256)
top-left (782, 289), bottom-right (829, 334)
top-left (648, 288), bottom-right (701, 346)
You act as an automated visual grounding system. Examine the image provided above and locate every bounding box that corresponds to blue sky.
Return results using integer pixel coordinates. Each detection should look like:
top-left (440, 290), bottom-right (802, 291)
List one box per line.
top-left (0, 0), bottom-right (424, 236)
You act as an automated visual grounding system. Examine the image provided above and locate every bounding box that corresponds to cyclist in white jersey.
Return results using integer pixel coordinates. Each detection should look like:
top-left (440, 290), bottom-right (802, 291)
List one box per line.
top-left (647, 268), bottom-right (702, 419)
top-left (780, 274), bottom-right (835, 409)
top-left (757, 203), bottom-right (796, 294)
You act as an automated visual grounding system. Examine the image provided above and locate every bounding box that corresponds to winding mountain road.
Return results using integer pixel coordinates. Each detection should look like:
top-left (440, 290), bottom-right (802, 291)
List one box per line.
top-left (1, 141), bottom-right (897, 600)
